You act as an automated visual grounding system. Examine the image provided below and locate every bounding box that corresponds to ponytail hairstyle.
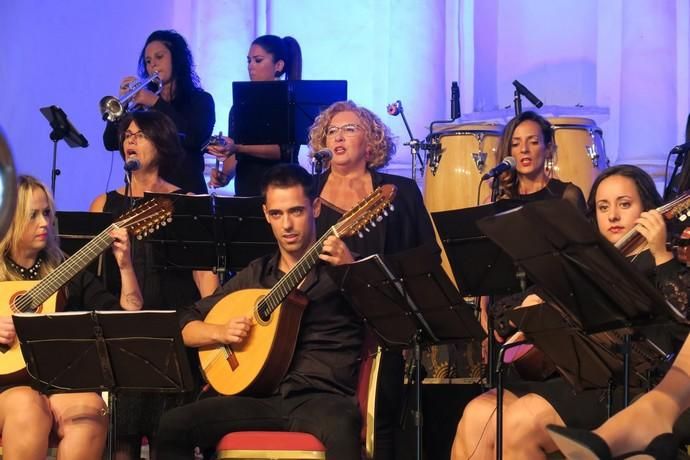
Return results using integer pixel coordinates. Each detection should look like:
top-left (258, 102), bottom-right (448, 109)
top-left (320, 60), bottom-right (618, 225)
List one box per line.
top-left (251, 35), bottom-right (302, 80)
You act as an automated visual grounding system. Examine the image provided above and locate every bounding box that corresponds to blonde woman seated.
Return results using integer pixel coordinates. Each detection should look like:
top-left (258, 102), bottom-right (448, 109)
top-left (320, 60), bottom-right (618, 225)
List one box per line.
top-left (0, 175), bottom-right (142, 459)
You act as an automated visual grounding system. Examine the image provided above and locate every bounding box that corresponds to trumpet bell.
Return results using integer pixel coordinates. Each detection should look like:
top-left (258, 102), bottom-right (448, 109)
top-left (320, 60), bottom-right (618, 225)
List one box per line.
top-left (98, 71), bottom-right (161, 123)
top-left (99, 96), bottom-right (124, 122)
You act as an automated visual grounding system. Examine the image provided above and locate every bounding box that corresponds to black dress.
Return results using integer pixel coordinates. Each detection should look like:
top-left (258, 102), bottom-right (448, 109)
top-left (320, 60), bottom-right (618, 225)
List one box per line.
top-left (315, 168), bottom-right (437, 460)
top-left (103, 90), bottom-right (215, 194)
top-left (102, 190), bottom-right (204, 452)
top-left (102, 190), bottom-right (201, 309)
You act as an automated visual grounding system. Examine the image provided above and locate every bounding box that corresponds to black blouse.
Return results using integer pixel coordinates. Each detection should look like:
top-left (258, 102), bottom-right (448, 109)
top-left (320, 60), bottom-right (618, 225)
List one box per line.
top-left (103, 90), bottom-right (215, 195)
top-left (102, 191), bottom-right (201, 310)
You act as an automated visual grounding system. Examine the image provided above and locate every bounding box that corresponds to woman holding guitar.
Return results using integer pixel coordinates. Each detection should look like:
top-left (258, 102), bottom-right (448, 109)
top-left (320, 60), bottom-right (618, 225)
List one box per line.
top-left (453, 165), bottom-right (690, 459)
top-left (0, 175), bottom-right (142, 459)
top-left (92, 110), bottom-right (218, 460)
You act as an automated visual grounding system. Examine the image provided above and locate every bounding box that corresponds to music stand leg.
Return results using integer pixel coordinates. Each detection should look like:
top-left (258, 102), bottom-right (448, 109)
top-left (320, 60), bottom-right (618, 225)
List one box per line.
top-left (107, 392), bottom-right (117, 460)
top-left (623, 334), bottom-right (631, 407)
top-left (413, 332), bottom-right (423, 460)
top-left (51, 139), bottom-right (59, 196)
top-left (495, 346), bottom-right (506, 460)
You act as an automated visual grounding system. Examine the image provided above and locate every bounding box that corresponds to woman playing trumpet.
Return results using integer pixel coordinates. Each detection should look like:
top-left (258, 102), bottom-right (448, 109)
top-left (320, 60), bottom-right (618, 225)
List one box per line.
top-left (103, 29), bottom-right (215, 194)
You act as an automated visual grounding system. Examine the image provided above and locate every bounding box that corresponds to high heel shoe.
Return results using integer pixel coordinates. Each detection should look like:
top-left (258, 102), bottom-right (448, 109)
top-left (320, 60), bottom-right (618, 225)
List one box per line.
top-left (546, 424), bottom-right (679, 460)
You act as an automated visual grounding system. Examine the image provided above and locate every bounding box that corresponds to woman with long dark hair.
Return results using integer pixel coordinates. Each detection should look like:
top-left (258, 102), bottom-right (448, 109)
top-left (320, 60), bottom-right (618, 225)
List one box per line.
top-left (103, 29), bottom-right (215, 194)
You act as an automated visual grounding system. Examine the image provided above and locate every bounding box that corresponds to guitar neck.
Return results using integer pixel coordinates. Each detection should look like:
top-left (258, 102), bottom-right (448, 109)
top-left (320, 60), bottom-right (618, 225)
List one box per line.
top-left (614, 196), bottom-right (687, 256)
top-left (21, 224), bottom-right (118, 310)
top-left (259, 228), bottom-right (335, 317)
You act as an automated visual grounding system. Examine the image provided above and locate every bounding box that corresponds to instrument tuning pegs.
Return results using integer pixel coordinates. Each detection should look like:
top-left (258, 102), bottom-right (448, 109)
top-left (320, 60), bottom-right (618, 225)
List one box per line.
top-left (376, 215), bottom-right (383, 222)
top-left (370, 221), bottom-right (376, 227)
top-left (389, 204), bottom-right (395, 212)
top-left (364, 226), bottom-right (371, 232)
top-left (383, 210), bottom-right (388, 217)
top-left (136, 235), bottom-right (143, 240)
top-left (358, 231), bottom-right (364, 238)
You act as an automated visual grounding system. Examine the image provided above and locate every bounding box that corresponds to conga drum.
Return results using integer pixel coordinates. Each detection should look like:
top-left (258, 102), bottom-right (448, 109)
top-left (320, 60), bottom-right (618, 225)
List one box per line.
top-left (423, 124), bottom-right (502, 286)
top-left (421, 123), bottom-right (503, 380)
top-left (546, 117), bottom-right (609, 200)
top-left (423, 123), bottom-right (504, 213)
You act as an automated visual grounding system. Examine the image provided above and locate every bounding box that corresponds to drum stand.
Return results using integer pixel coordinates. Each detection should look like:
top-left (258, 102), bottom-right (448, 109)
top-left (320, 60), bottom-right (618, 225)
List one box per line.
top-left (386, 100), bottom-right (427, 180)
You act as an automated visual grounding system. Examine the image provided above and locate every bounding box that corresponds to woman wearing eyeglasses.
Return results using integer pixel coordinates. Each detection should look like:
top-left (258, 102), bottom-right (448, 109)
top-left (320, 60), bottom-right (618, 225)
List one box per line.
top-left (308, 100), bottom-right (437, 460)
top-left (92, 110), bottom-right (218, 460)
top-left (207, 35), bottom-right (302, 196)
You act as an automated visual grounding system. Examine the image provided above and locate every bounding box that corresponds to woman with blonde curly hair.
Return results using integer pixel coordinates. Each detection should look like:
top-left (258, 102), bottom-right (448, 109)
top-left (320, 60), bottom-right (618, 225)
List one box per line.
top-left (310, 100), bottom-right (437, 460)
top-left (0, 175), bottom-right (142, 459)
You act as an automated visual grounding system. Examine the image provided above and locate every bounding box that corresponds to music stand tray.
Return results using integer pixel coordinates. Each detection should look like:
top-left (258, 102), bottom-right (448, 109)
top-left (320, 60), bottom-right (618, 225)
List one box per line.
top-left (331, 243), bottom-right (484, 460)
top-left (14, 310), bottom-right (194, 460)
top-left (232, 80), bottom-right (347, 145)
top-left (14, 310), bottom-right (194, 393)
top-left (506, 304), bottom-right (669, 392)
top-left (144, 192), bottom-right (276, 273)
top-left (431, 200), bottom-right (525, 296)
top-left (477, 199), bottom-right (688, 333)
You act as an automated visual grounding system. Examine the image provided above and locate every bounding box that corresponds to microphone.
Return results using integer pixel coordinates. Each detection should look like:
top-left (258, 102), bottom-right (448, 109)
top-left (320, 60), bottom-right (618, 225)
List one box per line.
top-left (312, 148), bottom-right (332, 162)
top-left (671, 142), bottom-right (690, 153)
top-left (386, 100), bottom-right (402, 116)
top-left (450, 81), bottom-right (461, 120)
top-left (124, 158), bottom-right (141, 172)
top-left (512, 80), bottom-right (544, 108)
top-left (481, 156), bottom-right (517, 180)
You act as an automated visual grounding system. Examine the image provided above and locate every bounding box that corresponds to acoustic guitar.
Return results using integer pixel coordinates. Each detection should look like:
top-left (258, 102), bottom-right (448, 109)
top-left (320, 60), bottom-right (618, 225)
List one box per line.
top-left (199, 184), bottom-right (397, 396)
top-left (505, 191), bottom-right (690, 380)
top-left (0, 197), bottom-right (173, 384)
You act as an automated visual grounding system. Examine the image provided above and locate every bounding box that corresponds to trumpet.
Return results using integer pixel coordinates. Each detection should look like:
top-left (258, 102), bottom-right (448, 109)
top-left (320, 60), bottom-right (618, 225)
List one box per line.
top-left (99, 71), bottom-right (163, 122)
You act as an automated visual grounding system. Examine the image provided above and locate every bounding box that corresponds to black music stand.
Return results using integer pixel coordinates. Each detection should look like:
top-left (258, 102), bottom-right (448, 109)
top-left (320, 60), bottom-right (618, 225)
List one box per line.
top-left (431, 200), bottom-right (526, 296)
top-left (56, 211), bottom-right (115, 281)
top-left (232, 80), bottom-right (347, 146)
top-left (331, 243), bottom-right (485, 460)
top-left (144, 193), bottom-right (276, 277)
top-left (39, 105), bottom-right (88, 195)
top-left (13, 310), bottom-right (195, 460)
top-left (432, 200), bottom-right (527, 393)
top-left (477, 199), bottom-right (684, 460)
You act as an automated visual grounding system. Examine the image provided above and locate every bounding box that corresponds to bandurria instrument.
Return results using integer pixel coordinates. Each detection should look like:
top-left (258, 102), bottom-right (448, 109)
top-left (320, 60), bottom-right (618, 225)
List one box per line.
top-left (0, 197), bottom-right (173, 384)
top-left (199, 184), bottom-right (397, 396)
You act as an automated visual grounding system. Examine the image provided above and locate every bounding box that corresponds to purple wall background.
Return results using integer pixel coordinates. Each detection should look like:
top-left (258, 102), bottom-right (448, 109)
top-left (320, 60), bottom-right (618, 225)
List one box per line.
top-left (1, 0), bottom-right (688, 209)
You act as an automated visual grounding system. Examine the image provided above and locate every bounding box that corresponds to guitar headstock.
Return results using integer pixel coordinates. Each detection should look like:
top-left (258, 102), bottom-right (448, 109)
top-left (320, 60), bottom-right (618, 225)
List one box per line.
top-left (334, 184), bottom-right (397, 238)
top-left (662, 191), bottom-right (690, 222)
top-left (115, 197), bottom-right (174, 239)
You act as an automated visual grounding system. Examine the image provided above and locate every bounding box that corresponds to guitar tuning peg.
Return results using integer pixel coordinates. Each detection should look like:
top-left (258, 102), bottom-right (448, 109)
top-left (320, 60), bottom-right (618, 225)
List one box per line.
top-left (370, 221), bottom-right (376, 227)
top-left (389, 204), bottom-right (395, 212)
top-left (364, 226), bottom-right (371, 232)
top-left (358, 231), bottom-right (364, 238)
top-left (680, 215), bottom-right (687, 222)
top-left (383, 210), bottom-right (388, 217)
top-left (136, 235), bottom-right (143, 241)
top-left (376, 215), bottom-right (383, 222)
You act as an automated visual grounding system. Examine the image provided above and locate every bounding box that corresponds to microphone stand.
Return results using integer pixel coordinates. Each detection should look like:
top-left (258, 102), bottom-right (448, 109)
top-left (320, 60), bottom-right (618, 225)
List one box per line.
top-left (312, 156), bottom-right (326, 192)
top-left (386, 100), bottom-right (426, 180)
top-left (513, 89), bottom-right (523, 117)
top-left (124, 169), bottom-right (135, 209)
